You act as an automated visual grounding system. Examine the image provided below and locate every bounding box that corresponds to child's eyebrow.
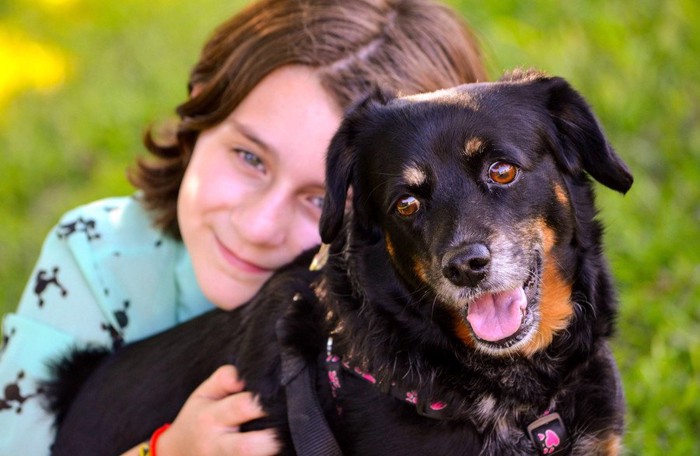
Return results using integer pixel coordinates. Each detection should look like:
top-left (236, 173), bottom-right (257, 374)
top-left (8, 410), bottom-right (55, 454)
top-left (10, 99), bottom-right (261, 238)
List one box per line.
top-left (229, 118), bottom-right (279, 158)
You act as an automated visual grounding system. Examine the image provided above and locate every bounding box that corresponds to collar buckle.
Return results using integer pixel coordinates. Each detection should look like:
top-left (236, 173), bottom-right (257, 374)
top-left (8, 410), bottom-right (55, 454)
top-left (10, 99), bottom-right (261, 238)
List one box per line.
top-left (526, 412), bottom-right (568, 455)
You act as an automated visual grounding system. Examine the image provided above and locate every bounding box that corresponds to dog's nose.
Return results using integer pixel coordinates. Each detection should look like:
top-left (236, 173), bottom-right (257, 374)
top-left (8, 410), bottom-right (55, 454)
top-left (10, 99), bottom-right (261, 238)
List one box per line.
top-left (442, 243), bottom-right (491, 287)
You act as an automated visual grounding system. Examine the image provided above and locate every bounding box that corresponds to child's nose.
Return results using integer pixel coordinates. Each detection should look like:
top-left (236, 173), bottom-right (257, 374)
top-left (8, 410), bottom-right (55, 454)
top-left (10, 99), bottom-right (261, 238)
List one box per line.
top-left (233, 190), bottom-right (291, 247)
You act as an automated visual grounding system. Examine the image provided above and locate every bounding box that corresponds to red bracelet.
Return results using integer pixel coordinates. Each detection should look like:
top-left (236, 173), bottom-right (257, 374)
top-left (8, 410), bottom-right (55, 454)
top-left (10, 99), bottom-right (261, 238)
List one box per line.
top-left (149, 423), bottom-right (171, 456)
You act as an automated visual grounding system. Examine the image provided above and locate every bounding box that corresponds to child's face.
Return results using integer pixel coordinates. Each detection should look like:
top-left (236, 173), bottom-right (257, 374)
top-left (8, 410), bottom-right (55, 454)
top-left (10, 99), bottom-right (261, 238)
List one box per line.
top-left (178, 65), bottom-right (342, 309)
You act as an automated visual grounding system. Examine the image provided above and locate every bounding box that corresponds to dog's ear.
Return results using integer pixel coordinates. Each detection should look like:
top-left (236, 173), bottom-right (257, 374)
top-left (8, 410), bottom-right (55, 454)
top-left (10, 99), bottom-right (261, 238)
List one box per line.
top-left (523, 73), bottom-right (634, 194)
top-left (319, 115), bottom-right (357, 244)
top-left (320, 89), bottom-right (393, 243)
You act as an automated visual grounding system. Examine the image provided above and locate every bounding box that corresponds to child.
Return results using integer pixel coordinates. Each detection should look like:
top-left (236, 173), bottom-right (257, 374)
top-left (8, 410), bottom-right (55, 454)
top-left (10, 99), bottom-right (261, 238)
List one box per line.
top-left (0, 0), bottom-right (487, 454)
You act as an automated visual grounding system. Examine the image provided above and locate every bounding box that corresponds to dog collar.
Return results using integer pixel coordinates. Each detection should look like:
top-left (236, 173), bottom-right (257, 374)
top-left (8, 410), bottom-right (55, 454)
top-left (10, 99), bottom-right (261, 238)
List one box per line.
top-left (325, 337), bottom-right (454, 420)
top-left (326, 338), bottom-right (569, 453)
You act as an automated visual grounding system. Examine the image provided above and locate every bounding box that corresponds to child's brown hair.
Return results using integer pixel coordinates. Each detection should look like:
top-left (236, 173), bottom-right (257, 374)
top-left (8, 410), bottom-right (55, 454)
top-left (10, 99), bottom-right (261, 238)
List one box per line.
top-left (130, 0), bottom-right (487, 237)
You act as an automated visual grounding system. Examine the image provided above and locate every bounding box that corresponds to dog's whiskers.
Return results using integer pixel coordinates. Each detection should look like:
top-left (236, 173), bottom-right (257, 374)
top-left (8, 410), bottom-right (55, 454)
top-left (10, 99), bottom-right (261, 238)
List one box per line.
top-left (430, 295), bottom-right (439, 322)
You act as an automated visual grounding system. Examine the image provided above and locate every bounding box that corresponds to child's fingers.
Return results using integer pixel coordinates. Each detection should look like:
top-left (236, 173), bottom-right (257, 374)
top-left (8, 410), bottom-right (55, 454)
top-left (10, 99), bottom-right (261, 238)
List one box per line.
top-left (221, 428), bottom-right (281, 456)
top-left (194, 365), bottom-right (246, 400)
top-left (212, 391), bottom-right (267, 428)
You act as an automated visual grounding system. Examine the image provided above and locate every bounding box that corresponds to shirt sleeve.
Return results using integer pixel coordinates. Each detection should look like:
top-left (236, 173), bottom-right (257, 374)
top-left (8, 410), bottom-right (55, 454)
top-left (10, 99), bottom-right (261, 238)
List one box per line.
top-left (0, 207), bottom-right (116, 455)
top-left (0, 196), bottom-right (210, 454)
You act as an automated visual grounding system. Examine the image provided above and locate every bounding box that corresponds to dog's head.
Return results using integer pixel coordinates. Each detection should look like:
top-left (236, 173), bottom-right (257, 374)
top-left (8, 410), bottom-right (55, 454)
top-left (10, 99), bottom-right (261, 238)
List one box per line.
top-left (320, 70), bottom-right (632, 357)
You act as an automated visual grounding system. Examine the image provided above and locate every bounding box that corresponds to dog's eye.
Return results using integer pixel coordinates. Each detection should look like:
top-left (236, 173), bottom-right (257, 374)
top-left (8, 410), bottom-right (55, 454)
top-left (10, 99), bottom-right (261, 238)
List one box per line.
top-left (396, 195), bottom-right (420, 216)
top-left (488, 161), bottom-right (519, 185)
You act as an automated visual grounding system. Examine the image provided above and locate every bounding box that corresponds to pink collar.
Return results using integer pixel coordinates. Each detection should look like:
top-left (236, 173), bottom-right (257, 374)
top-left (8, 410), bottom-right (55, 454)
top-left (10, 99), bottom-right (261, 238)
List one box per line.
top-left (324, 337), bottom-right (569, 455)
top-left (324, 337), bottom-right (453, 420)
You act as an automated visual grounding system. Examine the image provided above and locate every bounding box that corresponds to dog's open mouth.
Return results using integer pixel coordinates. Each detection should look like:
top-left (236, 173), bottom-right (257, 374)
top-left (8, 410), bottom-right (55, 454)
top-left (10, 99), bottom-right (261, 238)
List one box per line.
top-left (465, 256), bottom-right (542, 349)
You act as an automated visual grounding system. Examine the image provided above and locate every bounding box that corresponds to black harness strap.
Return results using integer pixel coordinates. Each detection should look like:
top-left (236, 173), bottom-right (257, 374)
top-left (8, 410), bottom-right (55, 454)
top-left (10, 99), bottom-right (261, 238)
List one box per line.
top-left (277, 317), bottom-right (343, 456)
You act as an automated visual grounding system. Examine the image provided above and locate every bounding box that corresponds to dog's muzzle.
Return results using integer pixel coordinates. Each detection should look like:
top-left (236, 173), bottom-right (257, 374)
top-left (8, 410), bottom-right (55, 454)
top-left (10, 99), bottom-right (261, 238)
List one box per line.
top-left (441, 243), bottom-right (543, 352)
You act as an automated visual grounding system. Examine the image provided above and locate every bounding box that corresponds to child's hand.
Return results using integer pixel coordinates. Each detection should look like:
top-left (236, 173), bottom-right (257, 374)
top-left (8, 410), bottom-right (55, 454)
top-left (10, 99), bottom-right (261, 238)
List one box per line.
top-left (156, 365), bottom-right (280, 455)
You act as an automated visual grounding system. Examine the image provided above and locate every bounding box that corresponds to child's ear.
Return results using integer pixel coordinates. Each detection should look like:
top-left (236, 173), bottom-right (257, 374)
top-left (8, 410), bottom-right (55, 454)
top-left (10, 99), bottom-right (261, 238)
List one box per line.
top-left (189, 83), bottom-right (204, 99)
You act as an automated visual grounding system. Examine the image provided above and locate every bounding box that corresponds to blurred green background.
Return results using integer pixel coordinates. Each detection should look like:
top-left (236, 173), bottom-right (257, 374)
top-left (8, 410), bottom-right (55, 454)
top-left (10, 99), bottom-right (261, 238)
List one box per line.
top-left (1, 0), bottom-right (698, 453)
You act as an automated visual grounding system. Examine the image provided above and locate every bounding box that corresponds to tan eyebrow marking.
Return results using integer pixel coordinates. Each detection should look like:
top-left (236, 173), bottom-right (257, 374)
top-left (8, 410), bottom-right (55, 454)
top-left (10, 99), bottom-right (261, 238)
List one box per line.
top-left (465, 137), bottom-right (485, 156)
top-left (403, 166), bottom-right (427, 186)
top-left (553, 183), bottom-right (570, 206)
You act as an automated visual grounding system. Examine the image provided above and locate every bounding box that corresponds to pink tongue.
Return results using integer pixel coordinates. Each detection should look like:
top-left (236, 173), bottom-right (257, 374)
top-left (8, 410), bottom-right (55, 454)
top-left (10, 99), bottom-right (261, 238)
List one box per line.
top-left (467, 288), bottom-right (527, 342)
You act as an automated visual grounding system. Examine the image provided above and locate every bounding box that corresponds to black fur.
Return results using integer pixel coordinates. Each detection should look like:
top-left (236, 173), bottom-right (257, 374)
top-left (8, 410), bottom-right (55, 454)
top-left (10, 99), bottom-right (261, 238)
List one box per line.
top-left (43, 346), bottom-right (110, 429)
top-left (45, 70), bottom-right (630, 455)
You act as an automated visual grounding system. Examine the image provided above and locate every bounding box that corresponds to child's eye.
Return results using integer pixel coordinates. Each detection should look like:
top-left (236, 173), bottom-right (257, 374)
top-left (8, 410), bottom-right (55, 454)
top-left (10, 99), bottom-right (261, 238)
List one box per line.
top-left (309, 194), bottom-right (325, 210)
top-left (234, 149), bottom-right (266, 173)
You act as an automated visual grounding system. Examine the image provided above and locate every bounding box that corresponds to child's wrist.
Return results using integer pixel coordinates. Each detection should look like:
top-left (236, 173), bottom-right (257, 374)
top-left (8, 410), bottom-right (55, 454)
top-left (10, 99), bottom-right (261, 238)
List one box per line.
top-left (138, 423), bottom-right (171, 456)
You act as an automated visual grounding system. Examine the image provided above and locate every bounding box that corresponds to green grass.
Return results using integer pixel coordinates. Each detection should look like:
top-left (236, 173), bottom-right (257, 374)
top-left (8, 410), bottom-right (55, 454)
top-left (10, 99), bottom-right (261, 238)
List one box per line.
top-left (1, 0), bottom-right (698, 453)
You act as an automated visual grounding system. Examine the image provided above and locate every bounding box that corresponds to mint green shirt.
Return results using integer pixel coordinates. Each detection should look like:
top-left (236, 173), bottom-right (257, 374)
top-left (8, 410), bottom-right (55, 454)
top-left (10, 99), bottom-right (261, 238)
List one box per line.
top-left (0, 195), bottom-right (214, 454)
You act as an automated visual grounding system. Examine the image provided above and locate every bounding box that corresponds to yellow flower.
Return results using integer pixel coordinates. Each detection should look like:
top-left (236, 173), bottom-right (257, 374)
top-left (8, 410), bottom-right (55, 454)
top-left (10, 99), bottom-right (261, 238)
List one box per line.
top-left (36, 0), bottom-right (79, 9)
top-left (0, 26), bottom-right (70, 108)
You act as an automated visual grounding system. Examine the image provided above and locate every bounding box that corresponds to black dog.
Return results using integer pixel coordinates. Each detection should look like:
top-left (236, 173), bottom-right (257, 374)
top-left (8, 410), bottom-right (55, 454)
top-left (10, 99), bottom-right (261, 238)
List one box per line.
top-left (46, 70), bottom-right (631, 455)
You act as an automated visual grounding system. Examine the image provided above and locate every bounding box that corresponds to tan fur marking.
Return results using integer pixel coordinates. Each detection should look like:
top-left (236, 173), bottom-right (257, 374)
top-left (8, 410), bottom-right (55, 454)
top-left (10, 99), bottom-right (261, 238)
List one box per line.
top-left (452, 313), bottom-right (476, 348)
top-left (413, 258), bottom-right (429, 283)
top-left (603, 435), bottom-right (622, 455)
top-left (538, 220), bottom-right (557, 253)
top-left (403, 166), bottom-right (426, 187)
top-left (553, 183), bottom-right (569, 206)
top-left (385, 233), bottom-right (395, 259)
top-left (522, 223), bottom-right (574, 357)
top-left (465, 137), bottom-right (484, 156)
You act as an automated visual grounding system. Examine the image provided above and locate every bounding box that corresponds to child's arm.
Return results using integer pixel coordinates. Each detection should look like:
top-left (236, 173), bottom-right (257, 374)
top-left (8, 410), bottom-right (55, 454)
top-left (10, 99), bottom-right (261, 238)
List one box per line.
top-left (0, 212), bottom-right (114, 455)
